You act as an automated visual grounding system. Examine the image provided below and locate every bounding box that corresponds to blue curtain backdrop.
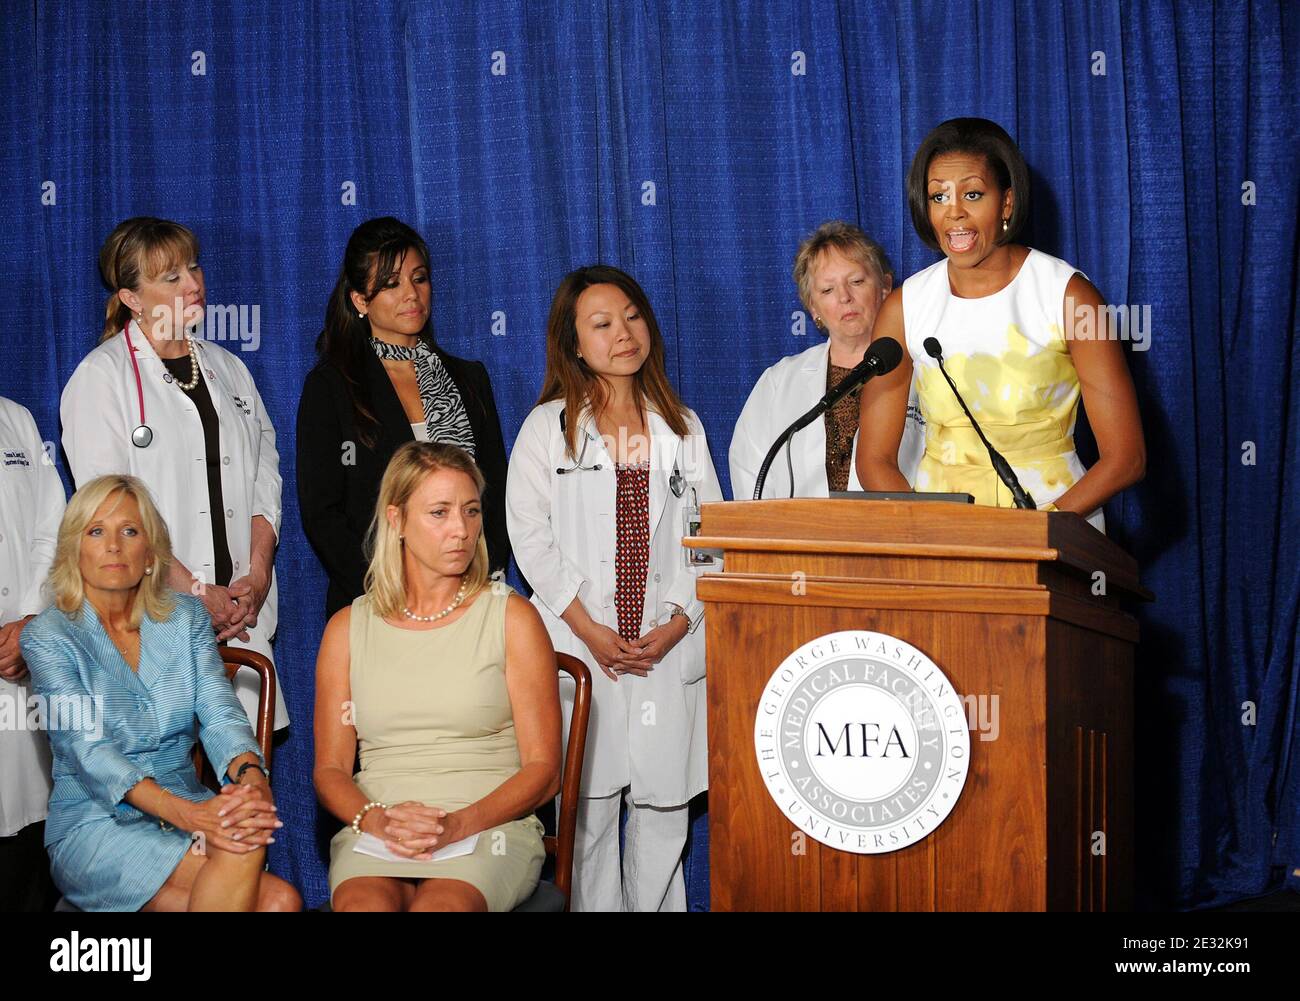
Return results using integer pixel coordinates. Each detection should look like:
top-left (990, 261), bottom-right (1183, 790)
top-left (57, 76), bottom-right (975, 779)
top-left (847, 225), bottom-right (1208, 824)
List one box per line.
top-left (2, 0), bottom-right (1296, 910)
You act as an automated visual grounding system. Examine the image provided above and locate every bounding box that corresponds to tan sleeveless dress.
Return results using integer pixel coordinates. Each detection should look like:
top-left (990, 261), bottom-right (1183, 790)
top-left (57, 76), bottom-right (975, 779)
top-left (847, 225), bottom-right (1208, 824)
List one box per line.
top-left (327, 581), bottom-right (545, 910)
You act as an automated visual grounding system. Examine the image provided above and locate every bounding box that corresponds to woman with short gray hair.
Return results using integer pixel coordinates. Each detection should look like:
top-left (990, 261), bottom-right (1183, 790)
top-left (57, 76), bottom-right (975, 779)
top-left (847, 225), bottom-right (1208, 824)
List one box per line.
top-left (729, 221), bottom-right (923, 499)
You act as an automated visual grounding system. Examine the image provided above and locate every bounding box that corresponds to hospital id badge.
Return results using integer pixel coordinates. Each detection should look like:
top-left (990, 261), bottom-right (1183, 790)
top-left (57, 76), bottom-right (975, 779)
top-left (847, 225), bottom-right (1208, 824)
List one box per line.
top-left (683, 489), bottom-right (718, 568)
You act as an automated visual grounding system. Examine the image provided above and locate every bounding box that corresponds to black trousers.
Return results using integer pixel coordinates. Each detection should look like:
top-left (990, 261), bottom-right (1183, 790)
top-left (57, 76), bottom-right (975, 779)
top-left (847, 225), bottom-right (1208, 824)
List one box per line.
top-left (0, 821), bottom-right (57, 912)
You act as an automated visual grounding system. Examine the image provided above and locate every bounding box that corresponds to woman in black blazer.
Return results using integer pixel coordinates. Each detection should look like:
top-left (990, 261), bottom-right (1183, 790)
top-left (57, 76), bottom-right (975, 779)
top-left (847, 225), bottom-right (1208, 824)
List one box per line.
top-left (297, 217), bottom-right (511, 617)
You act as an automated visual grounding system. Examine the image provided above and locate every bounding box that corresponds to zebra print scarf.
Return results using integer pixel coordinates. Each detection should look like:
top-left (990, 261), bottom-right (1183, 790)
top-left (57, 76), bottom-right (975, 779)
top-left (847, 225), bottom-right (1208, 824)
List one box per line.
top-left (370, 337), bottom-right (476, 457)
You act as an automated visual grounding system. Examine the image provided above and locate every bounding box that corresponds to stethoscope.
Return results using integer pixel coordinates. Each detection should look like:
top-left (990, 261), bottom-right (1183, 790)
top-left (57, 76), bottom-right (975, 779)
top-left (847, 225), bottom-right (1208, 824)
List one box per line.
top-left (555, 408), bottom-right (602, 474)
top-left (127, 324), bottom-right (202, 448)
top-left (554, 408), bottom-right (685, 496)
top-left (127, 327), bottom-right (154, 448)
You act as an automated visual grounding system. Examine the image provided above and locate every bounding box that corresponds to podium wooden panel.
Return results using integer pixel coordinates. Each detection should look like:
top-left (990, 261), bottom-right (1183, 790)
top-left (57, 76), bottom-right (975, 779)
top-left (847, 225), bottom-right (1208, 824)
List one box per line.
top-left (686, 499), bottom-right (1148, 911)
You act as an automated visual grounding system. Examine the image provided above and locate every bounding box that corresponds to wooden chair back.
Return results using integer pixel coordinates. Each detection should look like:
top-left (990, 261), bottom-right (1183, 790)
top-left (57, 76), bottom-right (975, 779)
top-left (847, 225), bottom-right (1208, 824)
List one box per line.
top-left (192, 647), bottom-right (277, 788)
top-left (547, 653), bottom-right (592, 909)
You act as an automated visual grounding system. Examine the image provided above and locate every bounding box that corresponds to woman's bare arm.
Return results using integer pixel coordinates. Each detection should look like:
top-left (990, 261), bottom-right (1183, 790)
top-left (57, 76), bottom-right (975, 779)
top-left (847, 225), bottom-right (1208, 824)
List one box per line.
top-left (311, 607), bottom-right (370, 827)
top-left (856, 290), bottom-right (914, 492)
top-left (449, 595), bottom-right (562, 839)
top-left (1053, 275), bottom-right (1146, 516)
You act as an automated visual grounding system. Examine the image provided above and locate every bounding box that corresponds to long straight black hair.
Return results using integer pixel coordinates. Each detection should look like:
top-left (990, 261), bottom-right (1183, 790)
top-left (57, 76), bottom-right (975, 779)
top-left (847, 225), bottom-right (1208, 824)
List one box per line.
top-left (317, 217), bottom-right (448, 449)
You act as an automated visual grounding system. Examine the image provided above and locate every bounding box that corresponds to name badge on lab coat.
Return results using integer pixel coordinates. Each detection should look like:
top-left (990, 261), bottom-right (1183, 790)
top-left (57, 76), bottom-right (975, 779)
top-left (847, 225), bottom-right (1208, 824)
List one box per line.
top-left (682, 487), bottom-right (718, 569)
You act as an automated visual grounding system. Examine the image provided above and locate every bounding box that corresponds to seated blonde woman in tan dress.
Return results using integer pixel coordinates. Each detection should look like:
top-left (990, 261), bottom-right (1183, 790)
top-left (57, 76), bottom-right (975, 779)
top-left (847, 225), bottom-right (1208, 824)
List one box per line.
top-left (313, 442), bottom-right (561, 911)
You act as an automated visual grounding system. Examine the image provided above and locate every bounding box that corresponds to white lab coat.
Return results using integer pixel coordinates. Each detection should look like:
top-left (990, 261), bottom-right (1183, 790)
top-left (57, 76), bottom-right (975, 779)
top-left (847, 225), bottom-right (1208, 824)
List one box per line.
top-left (0, 397), bottom-right (64, 835)
top-left (60, 321), bottom-right (288, 728)
top-left (506, 400), bottom-right (722, 807)
top-left (728, 339), bottom-right (926, 500)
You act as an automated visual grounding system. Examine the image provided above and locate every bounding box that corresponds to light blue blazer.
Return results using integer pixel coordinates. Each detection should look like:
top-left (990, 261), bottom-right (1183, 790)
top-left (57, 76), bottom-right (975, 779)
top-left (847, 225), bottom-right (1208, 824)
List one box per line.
top-left (19, 593), bottom-right (263, 910)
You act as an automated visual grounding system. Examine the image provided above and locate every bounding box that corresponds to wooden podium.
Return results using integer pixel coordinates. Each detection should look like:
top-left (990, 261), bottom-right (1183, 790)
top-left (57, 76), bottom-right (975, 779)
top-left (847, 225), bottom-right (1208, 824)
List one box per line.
top-left (687, 499), bottom-right (1149, 911)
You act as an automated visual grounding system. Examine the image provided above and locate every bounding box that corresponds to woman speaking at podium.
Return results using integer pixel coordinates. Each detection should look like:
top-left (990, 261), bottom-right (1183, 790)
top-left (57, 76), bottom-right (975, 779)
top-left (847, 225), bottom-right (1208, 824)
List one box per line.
top-left (856, 118), bottom-right (1145, 528)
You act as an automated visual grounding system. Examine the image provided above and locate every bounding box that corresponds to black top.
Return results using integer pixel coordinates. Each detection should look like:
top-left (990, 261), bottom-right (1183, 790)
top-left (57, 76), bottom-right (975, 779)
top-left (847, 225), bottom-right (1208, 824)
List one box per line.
top-left (160, 353), bottom-right (234, 587)
top-left (296, 343), bottom-right (512, 618)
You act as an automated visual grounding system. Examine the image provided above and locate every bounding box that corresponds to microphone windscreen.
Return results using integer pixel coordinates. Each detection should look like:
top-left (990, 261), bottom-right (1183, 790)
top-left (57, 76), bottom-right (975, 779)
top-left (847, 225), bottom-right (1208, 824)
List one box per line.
top-left (868, 336), bottom-right (903, 374)
top-left (923, 337), bottom-right (943, 359)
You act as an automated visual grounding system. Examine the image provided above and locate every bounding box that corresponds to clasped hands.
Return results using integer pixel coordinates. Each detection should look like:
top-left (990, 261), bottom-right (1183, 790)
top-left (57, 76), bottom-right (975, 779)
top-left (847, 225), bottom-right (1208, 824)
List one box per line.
top-left (183, 780), bottom-right (281, 854)
top-left (362, 802), bottom-right (468, 861)
top-left (581, 615), bottom-right (689, 682)
top-left (198, 569), bottom-right (271, 643)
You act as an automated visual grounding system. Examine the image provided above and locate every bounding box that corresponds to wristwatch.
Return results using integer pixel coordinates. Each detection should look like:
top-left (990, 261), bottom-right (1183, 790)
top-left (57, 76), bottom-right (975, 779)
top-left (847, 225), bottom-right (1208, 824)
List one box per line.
top-left (234, 761), bottom-right (269, 784)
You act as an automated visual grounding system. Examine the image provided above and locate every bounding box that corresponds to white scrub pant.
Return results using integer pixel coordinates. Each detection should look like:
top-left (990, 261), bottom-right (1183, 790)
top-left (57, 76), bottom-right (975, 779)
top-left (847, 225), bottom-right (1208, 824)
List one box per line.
top-left (568, 790), bottom-right (688, 912)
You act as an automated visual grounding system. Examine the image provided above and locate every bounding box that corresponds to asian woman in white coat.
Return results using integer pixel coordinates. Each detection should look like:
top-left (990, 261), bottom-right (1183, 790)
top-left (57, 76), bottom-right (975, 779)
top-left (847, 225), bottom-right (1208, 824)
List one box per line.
top-left (0, 395), bottom-right (65, 910)
top-left (59, 218), bottom-right (287, 729)
top-left (506, 265), bottom-right (722, 912)
top-left (729, 221), bottom-right (925, 499)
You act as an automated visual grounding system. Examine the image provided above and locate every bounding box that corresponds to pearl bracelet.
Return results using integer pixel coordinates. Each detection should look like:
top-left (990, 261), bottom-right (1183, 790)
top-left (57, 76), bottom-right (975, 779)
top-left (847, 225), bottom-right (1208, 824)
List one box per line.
top-left (352, 800), bottom-right (389, 835)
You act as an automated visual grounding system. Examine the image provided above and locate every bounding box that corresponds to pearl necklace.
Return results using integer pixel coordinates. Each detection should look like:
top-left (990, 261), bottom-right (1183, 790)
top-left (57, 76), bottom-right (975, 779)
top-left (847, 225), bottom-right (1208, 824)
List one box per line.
top-left (172, 335), bottom-right (200, 391)
top-left (136, 317), bottom-right (200, 390)
top-left (402, 581), bottom-right (468, 622)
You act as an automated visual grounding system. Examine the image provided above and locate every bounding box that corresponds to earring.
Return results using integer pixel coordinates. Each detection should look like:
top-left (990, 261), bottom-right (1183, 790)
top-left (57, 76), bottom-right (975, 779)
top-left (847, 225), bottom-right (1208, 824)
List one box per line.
top-left (144, 566), bottom-right (153, 576)
top-left (813, 315), bottom-right (825, 330)
top-left (1002, 218), bottom-right (1009, 234)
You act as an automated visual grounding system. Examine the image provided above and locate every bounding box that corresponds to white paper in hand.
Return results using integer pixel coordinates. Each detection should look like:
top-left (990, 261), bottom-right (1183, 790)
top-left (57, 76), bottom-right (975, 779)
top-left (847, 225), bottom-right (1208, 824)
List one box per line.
top-left (353, 831), bottom-right (480, 864)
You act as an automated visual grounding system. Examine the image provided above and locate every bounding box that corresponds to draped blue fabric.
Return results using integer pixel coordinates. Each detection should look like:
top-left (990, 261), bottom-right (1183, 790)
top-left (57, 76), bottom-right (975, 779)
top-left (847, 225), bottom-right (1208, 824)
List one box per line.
top-left (2, 1), bottom-right (1295, 911)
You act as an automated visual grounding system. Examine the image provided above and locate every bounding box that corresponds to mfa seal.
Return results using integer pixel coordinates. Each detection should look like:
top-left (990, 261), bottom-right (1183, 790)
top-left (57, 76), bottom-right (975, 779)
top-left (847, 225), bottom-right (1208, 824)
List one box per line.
top-left (753, 630), bottom-right (969, 854)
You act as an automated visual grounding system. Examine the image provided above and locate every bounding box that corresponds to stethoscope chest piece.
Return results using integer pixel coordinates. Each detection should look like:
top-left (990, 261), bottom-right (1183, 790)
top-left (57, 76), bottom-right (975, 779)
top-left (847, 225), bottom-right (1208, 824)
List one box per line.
top-left (131, 424), bottom-right (154, 448)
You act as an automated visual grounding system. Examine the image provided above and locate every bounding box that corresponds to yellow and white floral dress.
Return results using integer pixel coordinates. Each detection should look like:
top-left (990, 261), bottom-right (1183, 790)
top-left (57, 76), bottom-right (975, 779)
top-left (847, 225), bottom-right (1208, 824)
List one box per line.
top-left (902, 248), bottom-right (1104, 531)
